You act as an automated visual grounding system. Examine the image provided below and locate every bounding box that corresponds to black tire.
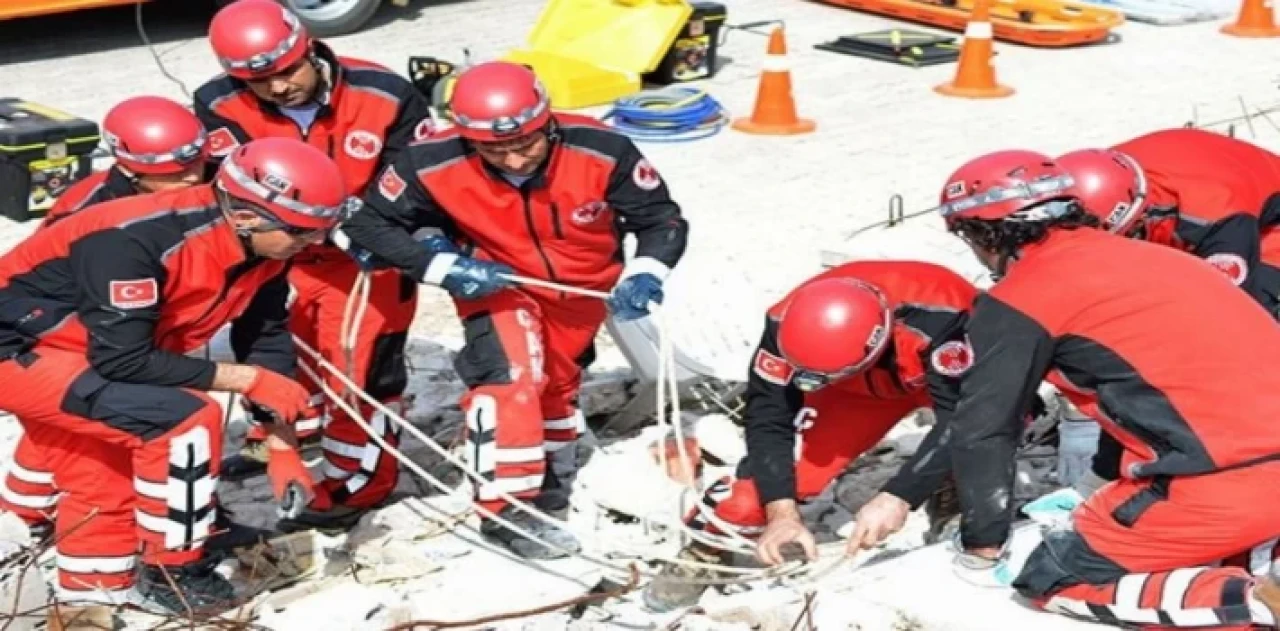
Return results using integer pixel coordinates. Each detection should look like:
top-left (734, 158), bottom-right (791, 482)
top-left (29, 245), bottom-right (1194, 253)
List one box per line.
top-left (281, 0), bottom-right (383, 37)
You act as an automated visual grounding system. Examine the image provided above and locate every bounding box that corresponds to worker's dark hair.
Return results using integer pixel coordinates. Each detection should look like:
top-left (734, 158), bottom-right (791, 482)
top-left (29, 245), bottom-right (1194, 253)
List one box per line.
top-left (950, 200), bottom-right (1100, 258)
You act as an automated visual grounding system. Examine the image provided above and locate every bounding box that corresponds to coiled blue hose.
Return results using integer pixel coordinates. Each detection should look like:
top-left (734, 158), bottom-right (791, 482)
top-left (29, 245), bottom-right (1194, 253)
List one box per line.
top-left (602, 87), bottom-right (730, 143)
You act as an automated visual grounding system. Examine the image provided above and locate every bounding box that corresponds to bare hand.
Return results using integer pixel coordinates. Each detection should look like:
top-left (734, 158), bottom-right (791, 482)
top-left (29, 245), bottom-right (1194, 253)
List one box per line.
top-left (756, 517), bottom-right (818, 566)
top-left (846, 492), bottom-right (911, 556)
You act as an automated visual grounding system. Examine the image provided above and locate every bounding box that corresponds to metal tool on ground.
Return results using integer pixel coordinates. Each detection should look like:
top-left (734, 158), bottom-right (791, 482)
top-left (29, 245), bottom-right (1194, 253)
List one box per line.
top-left (815, 29), bottom-right (961, 67)
top-left (602, 87), bottom-right (731, 142)
top-left (732, 26), bottom-right (816, 136)
top-left (1220, 0), bottom-right (1280, 36)
top-left (807, 0), bottom-right (1124, 47)
top-left (934, 0), bottom-right (1015, 99)
top-left (0, 99), bottom-right (100, 222)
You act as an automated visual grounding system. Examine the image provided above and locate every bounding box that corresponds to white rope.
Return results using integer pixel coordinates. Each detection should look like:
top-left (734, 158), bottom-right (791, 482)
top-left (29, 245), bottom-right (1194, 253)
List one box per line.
top-left (299, 269), bottom-right (859, 589)
top-left (292, 333), bottom-right (797, 581)
top-left (653, 305), bottom-right (759, 553)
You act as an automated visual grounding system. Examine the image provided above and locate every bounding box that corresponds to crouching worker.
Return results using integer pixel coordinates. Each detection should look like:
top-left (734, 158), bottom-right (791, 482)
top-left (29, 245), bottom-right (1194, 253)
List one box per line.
top-left (643, 259), bottom-right (981, 611)
top-left (930, 149), bottom-right (1280, 630)
top-left (1, 95), bottom-right (209, 534)
top-left (0, 137), bottom-right (346, 617)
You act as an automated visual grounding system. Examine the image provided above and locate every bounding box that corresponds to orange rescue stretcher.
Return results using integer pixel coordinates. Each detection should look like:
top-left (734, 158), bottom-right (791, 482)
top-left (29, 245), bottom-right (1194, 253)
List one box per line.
top-left (811, 0), bottom-right (1124, 47)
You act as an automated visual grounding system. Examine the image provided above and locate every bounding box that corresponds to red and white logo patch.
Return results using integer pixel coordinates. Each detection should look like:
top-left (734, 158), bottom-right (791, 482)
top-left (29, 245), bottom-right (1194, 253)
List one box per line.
top-left (753, 349), bottom-right (795, 386)
top-left (1206, 252), bottom-right (1248, 286)
top-left (930, 339), bottom-right (974, 377)
top-left (344, 130), bottom-right (383, 160)
top-left (632, 159), bottom-right (662, 191)
top-left (109, 278), bottom-right (159, 310)
top-left (377, 167), bottom-right (406, 202)
top-left (206, 128), bottom-right (240, 157)
top-left (571, 201), bottom-right (609, 225)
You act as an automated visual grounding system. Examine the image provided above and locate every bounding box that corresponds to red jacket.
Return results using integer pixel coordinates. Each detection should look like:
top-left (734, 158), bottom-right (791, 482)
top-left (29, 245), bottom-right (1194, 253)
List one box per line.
top-left (193, 42), bottom-right (431, 261)
top-left (340, 114), bottom-right (689, 301)
top-left (1114, 128), bottom-right (1280, 307)
top-left (745, 260), bottom-right (979, 506)
top-left (950, 227), bottom-right (1280, 547)
top-left (40, 168), bottom-right (136, 229)
top-left (0, 185), bottom-right (293, 388)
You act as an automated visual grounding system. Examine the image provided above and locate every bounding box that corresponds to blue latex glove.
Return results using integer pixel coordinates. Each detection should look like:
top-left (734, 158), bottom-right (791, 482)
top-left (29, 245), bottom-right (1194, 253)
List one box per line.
top-left (440, 256), bottom-right (514, 300)
top-left (418, 234), bottom-right (460, 256)
top-left (1020, 487), bottom-right (1084, 528)
top-left (348, 247), bottom-right (378, 270)
top-left (608, 273), bottom-right (664, 321)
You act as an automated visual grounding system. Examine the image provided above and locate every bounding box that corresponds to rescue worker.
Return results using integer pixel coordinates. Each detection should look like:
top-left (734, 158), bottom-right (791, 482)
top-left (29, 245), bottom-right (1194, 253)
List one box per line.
top-left (0, 137), bottom-right (346, 616)
top-left (856, 149), bottom-right (1280, 630)
top-left (642, 259), bottom-right (980, 611)
top-left (193, 0), bottom-right (433, 527)
top-left (41, 95), bottom-right (207, 228)
top-left (0, 95), bottom-right (209, 533)
top-left (337, 61), bottom-right (689, 559)
top-left (1056, 128), bottom-right (1280, 316)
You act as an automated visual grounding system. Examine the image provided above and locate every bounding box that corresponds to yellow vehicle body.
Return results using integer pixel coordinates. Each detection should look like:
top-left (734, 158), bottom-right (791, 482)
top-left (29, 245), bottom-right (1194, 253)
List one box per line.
top-left (0, 0), bottom-right (147, 21)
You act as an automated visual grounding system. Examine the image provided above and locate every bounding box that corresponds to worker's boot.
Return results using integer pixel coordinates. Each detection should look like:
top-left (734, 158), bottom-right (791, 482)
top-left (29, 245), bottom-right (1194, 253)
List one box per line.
top-left (137, 555), bottom-right (237, 615)
top-left (642, 541), bottom-right (728, 613)
top-left (46, 604), bottom-right (115, 631)
top-left (205, 508), bottom-right (272, 554)
top-left (534, 446), bottom-right (579, 517)
top-left (924, 474), bottom-right (961, 545)
top-left (480, 504), bottom-right (581, 560)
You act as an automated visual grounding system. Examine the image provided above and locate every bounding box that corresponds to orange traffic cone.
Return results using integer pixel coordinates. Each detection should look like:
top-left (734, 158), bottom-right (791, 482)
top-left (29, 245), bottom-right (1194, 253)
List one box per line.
top-left (1221, 0), bottom-right (1280, 37)
top-left (732, 26), bottom-right (816, 135)
top-left (934, 0), bottom-right (1015, 99)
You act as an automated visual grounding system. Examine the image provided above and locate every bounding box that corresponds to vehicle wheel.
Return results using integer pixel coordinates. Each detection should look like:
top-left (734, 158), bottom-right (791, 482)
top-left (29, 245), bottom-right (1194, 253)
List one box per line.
top-left (280, 0), bottom-right (383, 37)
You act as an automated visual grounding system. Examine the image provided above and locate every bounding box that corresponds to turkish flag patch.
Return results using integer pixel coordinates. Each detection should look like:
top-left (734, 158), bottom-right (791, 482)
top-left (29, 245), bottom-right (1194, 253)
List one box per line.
top-left (753, 348), bottom-right (794, 386)
top-left (1205, 252), bottom-right (1248, 286)
top-left (109, 278), bottom-right (159, 310)
top-left (206, 127), bottom-right (240, 157)
top-left (377, 167), bottom-right (406, 202)
top-left (930, 339), bottom-right (974, 377)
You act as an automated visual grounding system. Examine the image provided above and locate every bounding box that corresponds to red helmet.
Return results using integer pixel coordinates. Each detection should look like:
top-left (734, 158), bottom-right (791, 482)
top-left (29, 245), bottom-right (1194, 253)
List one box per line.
top-left (208, 0), bottom-right (310, 80)
top-left (448, 62), bottom-right (552, 142)
top-left (776, 277), bottom-right (894, 392)
top-left (215, 137), bottom-right (350, 231)
top-left (936, 150), bottom-right (1078, 228)
top-left (102, 96), bottom-right (206, 175)
top-left (1055, 148), bottom-right (1148, 235)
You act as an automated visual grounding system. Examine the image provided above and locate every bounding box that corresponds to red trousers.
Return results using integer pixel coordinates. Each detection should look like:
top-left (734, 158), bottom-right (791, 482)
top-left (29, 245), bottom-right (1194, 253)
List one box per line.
top-left (0, 349), bottom-right (222, 601)
top-left (0, 432), bottom-right (59, 527)
top-left (1014, 460), bottom-right (1280, 629)
top-left (686, 387), bottom-right (921, 534)
top-left (287, 257), bottom-right (416, 509)
top-left (453, 289), bottom-right (606, 514)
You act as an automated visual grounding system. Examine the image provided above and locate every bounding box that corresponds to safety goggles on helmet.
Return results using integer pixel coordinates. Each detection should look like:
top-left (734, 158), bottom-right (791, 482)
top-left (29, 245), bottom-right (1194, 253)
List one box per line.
top-left (936, 172), bottom-right (1075, 220)
top-left (218, 12), bottom-right (305, 77)
top-left (110, 135), bottom-right (206, 169)
top-left (937, 174), bottom-right (1077, 222)
top-left (217, 156), bottom-right (354, 228)
top-left (451, 86), bottom-right (550, 139)
top-left (1107, 152), bottom-right (1149, 235)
